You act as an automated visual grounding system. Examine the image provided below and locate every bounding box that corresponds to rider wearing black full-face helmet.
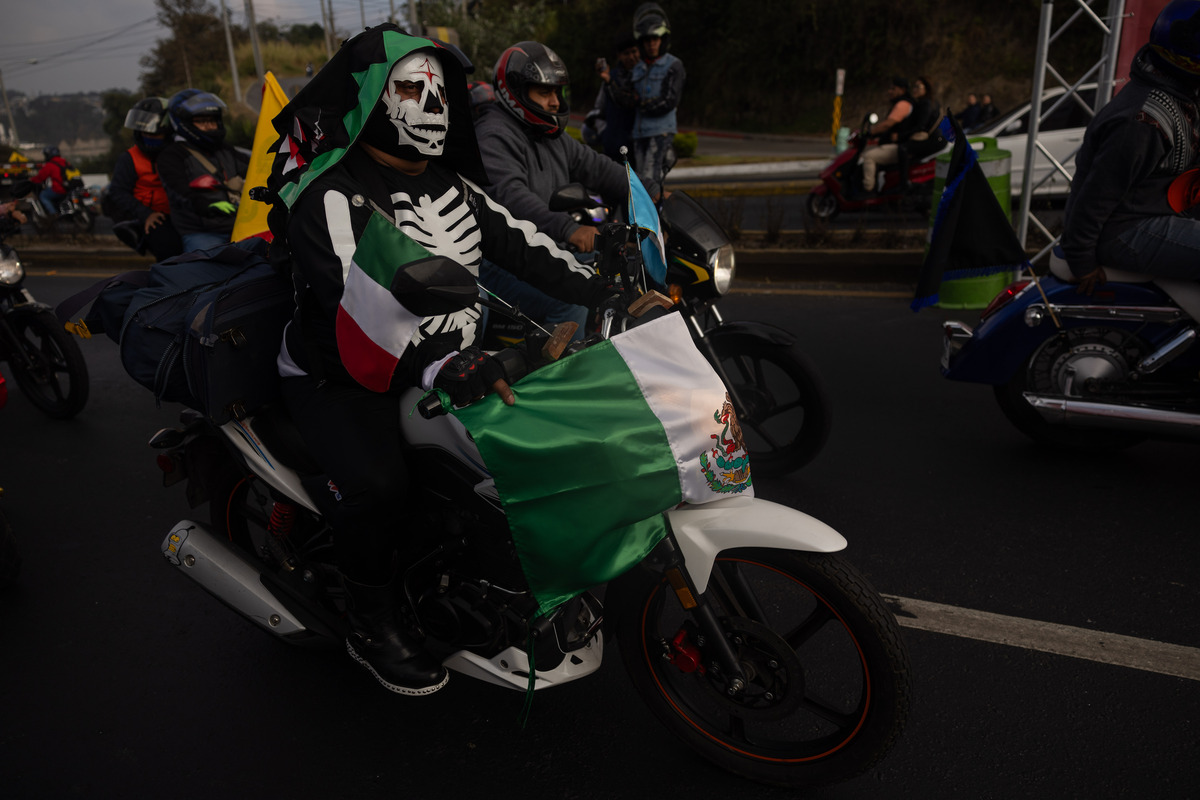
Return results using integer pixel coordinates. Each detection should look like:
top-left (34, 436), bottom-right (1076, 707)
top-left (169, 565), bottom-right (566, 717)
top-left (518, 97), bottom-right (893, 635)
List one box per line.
top-left (475, 41), bottom-right (636, 337)
top-left (156, 89), bottom-right (248, 252)
top-left (1063, 0), bottom-right (1200, 293)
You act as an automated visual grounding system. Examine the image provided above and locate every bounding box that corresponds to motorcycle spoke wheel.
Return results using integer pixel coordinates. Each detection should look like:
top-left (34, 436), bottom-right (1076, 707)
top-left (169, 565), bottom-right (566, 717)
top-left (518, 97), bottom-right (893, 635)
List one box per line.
top-left (805, 192), bottom-right (839, 221)
top-left (616, 549), bottom-right (911, 788)
top-left (6, 308), bottom-right (89, 419)
top-left (710, 337), bottom-right (831, 477)
top-left (70, 210), bottom-right (94, 233)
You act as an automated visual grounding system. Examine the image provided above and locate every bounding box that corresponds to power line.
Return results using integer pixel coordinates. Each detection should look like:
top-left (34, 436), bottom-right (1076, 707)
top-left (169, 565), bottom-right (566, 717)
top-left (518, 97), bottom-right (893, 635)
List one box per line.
top-left (0, 16), bottom-right (159, 51)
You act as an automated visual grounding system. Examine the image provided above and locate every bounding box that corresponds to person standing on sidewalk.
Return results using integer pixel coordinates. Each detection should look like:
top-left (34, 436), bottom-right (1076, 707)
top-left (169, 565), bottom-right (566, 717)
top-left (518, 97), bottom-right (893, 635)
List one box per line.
top-left (593, 36), bottom-right (641, 162)
top-left (623, 3), bottom-right (685, 195)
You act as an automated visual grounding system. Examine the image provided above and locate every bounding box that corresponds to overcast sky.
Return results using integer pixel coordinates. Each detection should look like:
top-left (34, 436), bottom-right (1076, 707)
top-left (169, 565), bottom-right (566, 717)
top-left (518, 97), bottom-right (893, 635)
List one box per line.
top-left (0, 0), bottom-right (407, 96)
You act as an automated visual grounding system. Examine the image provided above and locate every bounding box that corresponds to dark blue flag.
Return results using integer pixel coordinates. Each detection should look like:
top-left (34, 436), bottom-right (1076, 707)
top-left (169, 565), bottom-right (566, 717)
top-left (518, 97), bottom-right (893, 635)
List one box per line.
top-left (911, 114), bottom-right (1030, 311)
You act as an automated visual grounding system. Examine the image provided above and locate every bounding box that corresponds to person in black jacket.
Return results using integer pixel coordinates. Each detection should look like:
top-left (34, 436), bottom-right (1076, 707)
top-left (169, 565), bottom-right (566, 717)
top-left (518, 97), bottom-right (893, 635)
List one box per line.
top-left (1062, 0), bottom-right (1200, 294)
top-left (268, 27), bottom-right (615, 696)
top-left (106, 97), bottom-right (184, 261)
top-left (157, 89), bottom-right (248, 253)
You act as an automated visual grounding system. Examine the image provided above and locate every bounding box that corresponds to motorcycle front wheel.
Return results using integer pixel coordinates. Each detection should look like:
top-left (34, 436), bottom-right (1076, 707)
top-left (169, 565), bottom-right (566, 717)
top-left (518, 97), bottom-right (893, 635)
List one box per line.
top-left (805, 191), bottom-right (839, 222)
top-left (614, 548), bottom-right (911, 788)
top-left (708, 335), bottom-right (831, 476)
top-left (4, 308), bottom-right (89, 419)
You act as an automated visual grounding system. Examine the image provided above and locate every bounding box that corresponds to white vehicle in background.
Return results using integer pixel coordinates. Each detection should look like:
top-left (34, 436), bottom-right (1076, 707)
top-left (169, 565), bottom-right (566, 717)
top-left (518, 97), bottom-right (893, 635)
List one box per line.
top-left (967, 84), bottom-right (1098, 198)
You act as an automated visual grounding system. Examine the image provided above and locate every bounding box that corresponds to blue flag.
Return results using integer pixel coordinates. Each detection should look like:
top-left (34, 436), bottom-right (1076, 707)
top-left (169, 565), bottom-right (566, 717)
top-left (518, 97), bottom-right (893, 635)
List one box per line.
top-left (627, 163), bottom-right (668, 286)
top-left (911, 114), bottom-right (1029, 311)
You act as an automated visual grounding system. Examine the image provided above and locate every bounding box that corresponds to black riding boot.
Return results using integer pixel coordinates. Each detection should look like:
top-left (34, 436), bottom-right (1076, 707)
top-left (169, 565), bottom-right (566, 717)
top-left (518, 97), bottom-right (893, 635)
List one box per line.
top-left (341, 575), bottom-right (449, 696)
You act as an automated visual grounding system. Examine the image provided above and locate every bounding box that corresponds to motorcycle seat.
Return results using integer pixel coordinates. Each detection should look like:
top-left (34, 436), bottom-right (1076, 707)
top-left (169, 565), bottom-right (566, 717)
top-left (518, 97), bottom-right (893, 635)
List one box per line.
top-left (1049, 248), bottom-right (1200, 322)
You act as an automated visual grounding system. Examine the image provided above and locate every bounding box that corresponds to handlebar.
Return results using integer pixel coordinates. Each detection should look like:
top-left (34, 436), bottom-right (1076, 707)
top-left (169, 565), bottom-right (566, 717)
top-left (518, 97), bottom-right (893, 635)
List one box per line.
top-left (417, 347), bottom-right (533, 419)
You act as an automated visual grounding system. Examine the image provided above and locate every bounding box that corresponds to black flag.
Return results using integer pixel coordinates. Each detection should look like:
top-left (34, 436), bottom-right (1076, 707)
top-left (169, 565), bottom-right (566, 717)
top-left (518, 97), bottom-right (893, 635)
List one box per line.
top-left (911, 113), bottom-right (1030, 311)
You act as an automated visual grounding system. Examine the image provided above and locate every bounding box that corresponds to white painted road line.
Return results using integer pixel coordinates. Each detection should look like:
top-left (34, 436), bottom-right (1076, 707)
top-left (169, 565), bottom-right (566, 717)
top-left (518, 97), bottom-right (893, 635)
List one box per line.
top-left (884, 595), bottom-right (1200, 682)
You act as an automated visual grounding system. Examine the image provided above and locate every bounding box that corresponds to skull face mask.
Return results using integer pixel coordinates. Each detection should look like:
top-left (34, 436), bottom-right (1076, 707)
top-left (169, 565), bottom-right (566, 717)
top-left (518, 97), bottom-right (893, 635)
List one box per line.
top-left (377, 52), bottom-right (449, 157)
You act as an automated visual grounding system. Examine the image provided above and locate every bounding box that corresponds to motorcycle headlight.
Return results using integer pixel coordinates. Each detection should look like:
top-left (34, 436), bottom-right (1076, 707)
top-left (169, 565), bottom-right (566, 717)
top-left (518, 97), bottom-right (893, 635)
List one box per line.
top-left (708, 244), bottom-right (736, 295)
top-left (0, 252), bottom-right (24, 286)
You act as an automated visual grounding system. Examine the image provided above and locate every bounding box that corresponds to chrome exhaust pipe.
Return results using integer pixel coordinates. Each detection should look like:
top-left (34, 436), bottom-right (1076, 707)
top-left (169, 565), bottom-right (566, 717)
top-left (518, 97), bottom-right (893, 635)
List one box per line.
top-left (162, 520), bottom-right (310, 638)
top-left (1024, 394), bottom-right (1200, 438)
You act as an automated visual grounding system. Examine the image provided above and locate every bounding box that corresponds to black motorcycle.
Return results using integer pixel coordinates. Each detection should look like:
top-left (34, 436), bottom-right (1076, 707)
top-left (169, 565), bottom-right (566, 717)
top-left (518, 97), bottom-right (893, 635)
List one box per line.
top-left (10, 178), bottom-right (97, 234)
top-left (0, 218), bottom-right (90, 418)
top-left (534, 183), bottom-right (832, 477)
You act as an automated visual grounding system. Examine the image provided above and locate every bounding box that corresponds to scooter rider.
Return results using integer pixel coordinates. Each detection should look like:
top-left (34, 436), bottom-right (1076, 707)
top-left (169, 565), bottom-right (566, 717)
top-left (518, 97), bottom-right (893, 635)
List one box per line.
top-left (476, 41), bottom-right (637, 336)
top-left (1063, 0), bottom-right (1200, 294)
top-left (856, 77), bottom-right (913, 197)
top-left (268, 26), bottom-right (616, 695)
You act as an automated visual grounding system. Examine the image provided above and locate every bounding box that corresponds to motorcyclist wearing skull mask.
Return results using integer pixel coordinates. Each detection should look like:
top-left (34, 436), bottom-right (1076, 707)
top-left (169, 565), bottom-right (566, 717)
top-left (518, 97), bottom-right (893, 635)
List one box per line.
top-left (106, 97), bottom-right (184, 261)
top-left (268, 26), bottom-right (615, 696)
top-left (157, 89), bottom-right (248, 253)
top-left (474, 40), bottom-right (638, 339)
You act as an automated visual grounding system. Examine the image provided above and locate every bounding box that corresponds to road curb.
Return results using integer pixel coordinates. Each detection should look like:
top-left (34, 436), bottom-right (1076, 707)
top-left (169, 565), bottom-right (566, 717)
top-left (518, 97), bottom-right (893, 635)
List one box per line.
top-left (14, 243), bottom-right (926, 286)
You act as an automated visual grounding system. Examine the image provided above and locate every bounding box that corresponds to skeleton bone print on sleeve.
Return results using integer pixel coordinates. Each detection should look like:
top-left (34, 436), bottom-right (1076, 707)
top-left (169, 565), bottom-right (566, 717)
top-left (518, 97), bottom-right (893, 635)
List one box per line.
top-left (390, 184), bottom-right (483, 346)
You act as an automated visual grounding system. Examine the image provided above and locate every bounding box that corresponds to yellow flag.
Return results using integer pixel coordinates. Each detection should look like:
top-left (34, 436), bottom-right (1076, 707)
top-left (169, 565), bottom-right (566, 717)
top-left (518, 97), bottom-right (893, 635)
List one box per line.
top-left (232, 72), bottom-right (290, 242)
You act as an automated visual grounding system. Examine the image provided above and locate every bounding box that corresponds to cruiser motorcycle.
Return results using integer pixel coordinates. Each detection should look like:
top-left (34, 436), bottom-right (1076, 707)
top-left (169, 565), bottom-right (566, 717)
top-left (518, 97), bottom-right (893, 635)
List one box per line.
top-left (148, 226), bottom-right (910, 788)
top-left (0, 218), bottom-right (89, 418)
top-left (941, 250), bottom-right (1200, 449)
top-left (531, 183), bottom-right (832, 477)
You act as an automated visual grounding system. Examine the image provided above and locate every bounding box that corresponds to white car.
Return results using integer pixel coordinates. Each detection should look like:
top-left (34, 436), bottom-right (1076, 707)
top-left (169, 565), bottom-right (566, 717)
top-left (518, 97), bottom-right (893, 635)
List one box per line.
top-left (967, 84), bottom-right (1098, 198)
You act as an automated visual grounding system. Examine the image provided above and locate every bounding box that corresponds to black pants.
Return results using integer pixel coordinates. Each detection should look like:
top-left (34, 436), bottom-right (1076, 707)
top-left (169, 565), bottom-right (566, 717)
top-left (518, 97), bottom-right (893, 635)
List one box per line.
top-left (280, 374), bottom-right (410, 584)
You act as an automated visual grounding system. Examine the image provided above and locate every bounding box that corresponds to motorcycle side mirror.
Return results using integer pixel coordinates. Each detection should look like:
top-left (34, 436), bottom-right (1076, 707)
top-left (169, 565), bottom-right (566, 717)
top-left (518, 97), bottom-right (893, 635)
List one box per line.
top-left (189, 174), bottom-right (222, 190)
top-left (549, 183), bottom-right (593, 212)
top-left (390, 256), bottom-right (479, 316)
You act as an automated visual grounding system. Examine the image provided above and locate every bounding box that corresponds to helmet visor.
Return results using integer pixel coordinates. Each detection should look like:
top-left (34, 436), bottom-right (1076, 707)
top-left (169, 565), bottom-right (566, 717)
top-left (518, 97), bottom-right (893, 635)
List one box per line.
top-left (125, 107), bottom-right (166, 133)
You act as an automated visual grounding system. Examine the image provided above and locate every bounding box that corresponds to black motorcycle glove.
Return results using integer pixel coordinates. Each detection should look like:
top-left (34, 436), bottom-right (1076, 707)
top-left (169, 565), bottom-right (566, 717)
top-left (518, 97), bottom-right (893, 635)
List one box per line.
top-left (433, 346), bottom-right (510, 407)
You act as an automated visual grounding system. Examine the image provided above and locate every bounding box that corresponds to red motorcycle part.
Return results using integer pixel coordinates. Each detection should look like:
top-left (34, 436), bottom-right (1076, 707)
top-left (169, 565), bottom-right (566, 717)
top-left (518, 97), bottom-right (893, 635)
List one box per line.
top-left (0, 372), bottom-right (7, 409)
top-left (668, 627), bottom-right (706, 674)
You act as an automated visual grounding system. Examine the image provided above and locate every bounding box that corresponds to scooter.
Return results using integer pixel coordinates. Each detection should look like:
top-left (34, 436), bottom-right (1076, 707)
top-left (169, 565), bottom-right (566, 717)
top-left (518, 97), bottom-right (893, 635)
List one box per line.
top-left (524, 182), bottom-right (832, 477)
top-left (807, 114), bottom-right (937, 222)
top-left (143, 228), bottom-right (910, 788)
top-left (0, 217), bottom-right (90, 419)
top-left (941, 249), bottom-right (1200, 449)
top-left (10, 178), bottom-right (97, 234)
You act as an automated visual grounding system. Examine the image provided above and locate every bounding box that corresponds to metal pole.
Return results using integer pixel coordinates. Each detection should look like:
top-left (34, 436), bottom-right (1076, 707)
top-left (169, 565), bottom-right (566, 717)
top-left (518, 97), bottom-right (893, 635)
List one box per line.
top-left (360, 0), bottom-right (367, 29)
top-left (220, 0), bottom-right (243, 104)
top-left (244, 0), bottom-right (265, 82)
top-left (408, 0), bottom-right (419, 33)
top-left (1018, 0), bottom-right (1055, 251)
top-left (327, 0), bottom-right (338, 47)
top-left (1096, 0), bottom-right (1127, 110)
top-left (0, 69), bottom-right (18, 148)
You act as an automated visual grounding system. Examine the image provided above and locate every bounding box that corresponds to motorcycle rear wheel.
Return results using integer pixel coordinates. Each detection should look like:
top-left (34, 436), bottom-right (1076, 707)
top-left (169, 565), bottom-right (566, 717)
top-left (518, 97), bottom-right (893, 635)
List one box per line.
top-left (70, 209), bottom-right (95, 233)
top-left (614, 549), bottom-right (911, 788)
top-left (708, 336), bottom-right (831, 476)
top-left (5, 308), bottom-right (89, 419)
top-left (994, 326), bottom-right (1146, 450)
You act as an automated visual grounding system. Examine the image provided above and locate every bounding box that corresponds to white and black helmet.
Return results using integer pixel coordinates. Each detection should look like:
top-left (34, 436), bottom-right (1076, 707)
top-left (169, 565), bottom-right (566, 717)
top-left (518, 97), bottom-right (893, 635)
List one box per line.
top-left (493, 42), bottom-right (570, 138)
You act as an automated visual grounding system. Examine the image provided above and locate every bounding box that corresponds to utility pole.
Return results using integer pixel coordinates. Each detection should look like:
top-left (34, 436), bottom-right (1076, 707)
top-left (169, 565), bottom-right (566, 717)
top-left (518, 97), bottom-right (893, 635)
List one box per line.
top-left (327, 0), bottom-right (337, 48)
top-left (408, 0), bottom-right (418, 34)
top-left (219, 0), bottom-right (243, 104)
top-left (244, 0), bottom-right (265, 83)
top-left (321, 0), bottom-right (332, 57)
top-left (360, 0), bottom-right (367, 30)
top-left (0, 69), bottom-right (19, 148)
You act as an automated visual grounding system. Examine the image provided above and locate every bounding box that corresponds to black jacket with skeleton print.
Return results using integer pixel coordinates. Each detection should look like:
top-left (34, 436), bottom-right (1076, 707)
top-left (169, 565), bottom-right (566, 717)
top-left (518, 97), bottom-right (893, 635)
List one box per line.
top-left (277, 147), bottom-right (598, 392)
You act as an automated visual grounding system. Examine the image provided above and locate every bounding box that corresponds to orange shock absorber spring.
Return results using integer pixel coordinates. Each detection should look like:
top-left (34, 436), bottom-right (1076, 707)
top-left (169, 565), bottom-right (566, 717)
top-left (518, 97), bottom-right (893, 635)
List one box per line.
top-left (267, 502), bottom-right (296, 539)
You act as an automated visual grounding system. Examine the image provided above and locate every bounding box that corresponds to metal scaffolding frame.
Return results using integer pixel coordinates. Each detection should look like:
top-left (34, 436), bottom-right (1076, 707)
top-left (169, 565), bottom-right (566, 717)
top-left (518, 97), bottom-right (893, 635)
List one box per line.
top-left (1016, 0), bottom-right (1127, 267)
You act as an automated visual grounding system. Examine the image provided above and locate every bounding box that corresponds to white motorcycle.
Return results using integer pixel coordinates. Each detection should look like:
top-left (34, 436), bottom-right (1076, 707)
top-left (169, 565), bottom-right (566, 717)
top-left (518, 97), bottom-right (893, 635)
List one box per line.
top-left (149, 249), bottom-right (911, 789)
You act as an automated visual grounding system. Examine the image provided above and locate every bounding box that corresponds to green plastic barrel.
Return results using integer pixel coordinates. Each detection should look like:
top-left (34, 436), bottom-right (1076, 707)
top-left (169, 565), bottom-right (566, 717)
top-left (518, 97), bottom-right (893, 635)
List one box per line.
top-left (929, 137), bottom-right (1014, 309)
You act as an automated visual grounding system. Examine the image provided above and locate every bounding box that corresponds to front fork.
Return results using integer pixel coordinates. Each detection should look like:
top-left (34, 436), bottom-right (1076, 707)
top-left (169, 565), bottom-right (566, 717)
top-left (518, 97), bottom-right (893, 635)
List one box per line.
top-left (681, 303), bottom-right (753, 419)
top-left (654, 532), bottom-right (749, 694)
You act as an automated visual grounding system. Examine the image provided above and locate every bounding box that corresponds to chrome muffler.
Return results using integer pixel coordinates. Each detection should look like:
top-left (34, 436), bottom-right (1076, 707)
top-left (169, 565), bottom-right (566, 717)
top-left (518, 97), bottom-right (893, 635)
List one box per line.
top-left (1024, 394), bottom-right (1200, 438)
top-left (162, 520), bottom-right (310, 639)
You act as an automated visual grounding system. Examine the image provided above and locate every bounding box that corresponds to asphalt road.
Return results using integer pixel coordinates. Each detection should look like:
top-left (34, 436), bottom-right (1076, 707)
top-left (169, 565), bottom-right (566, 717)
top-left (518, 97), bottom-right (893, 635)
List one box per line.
top-left (1, 268), bottom-right (1196, 799)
